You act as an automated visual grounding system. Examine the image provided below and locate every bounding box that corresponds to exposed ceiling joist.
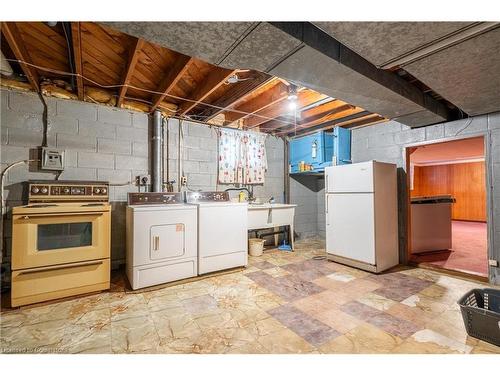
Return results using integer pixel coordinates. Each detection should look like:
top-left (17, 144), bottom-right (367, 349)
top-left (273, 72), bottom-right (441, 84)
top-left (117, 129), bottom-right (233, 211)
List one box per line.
top-left (117, 38), bottom-right (144, 108)
top-left (245, 90), bottom-right (326, 130)
top-left (178, 68), bottom-right (237, 116)
top-left (263, 100), bottom-right (350, 132)
top-left (274, 107), bottom-right (363, 136)
top-left (150, 55), bottom-right (193, 112)
top-left (285, 110), bottom-right (372, 137)
top-left (1, 22), bottom-right (40, 92)
top-left (225, 80), bottom-right (289, 125)
top-left (294, 114), bottom-right (387, 137)
top-left (70, 22), bottom-right (84, 100)
top-left (198, 73), bottom-right (272, 121)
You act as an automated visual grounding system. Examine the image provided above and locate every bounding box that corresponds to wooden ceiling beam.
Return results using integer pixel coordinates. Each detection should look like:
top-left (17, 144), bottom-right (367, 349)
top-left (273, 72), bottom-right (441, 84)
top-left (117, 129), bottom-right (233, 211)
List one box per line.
top-left (198, 74), bottom-right (272, 121)
top-left (262, 100), bottom-right (351, 132)
top-left (338, 114), bottom-right (387, 129)
top-left (70, 22), bottom-right (84, 100)
top-left (272, 107), bottom-right (363, 136)
top-left (224, 80), bottom-right (289, 124)
top-left (244, 90), bottom-right (326, 130)
top-left (117, 37), bottom-right (144, 108)
top-left (1, 22), bottom-right (40, 92)
top-left (150, 55), bottom-right (193, 113)
top-left (277, 110), bottom-right (372, 137)
top-left (292, 115), bottom-right (387, 137)
top-left (178, 68), bottom-right (237, 116)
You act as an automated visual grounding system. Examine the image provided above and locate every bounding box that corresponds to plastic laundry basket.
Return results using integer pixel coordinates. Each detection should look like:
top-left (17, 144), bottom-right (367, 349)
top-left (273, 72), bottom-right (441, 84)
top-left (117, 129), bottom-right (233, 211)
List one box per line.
top-left (248, 238), bottom-right (265, 257)
top-left (458, 288), bottom-right (500, 347)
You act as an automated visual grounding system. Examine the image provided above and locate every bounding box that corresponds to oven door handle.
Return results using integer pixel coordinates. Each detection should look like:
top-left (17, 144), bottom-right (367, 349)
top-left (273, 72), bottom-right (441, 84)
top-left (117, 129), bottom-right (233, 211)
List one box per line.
top-left (16, 212), bottom-right (105, 220)
top-left (17, 260), bottom-right (104, 275)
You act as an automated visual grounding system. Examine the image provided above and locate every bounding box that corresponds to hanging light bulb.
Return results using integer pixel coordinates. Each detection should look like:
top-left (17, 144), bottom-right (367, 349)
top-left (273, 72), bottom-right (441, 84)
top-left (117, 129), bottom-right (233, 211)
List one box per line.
top-left (287, 85), bottom-right (298, 101)
top-left (288, 100), bottom-right (297, 111)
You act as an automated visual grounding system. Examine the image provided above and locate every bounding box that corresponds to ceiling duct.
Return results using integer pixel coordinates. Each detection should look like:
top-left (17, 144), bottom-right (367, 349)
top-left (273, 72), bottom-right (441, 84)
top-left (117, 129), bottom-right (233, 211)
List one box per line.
top-left (379, 22), bottom-right (500, 69)
top-left (268, 22), bottom-right (455, 127)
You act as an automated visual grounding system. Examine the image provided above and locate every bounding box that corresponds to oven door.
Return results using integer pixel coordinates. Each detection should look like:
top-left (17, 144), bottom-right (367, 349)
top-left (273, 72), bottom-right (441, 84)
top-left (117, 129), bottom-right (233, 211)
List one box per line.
top-left (12, 210), bottom-right (110, 270)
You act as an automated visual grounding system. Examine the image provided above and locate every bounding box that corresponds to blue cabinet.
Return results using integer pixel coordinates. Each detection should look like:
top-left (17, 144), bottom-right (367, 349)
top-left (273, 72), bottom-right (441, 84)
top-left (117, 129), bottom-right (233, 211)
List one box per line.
top-left (289, 128), bottom-right (351, 174)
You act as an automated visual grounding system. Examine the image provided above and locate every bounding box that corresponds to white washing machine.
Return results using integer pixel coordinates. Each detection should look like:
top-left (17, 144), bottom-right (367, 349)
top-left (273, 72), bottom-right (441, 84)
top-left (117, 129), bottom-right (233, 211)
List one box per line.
top-left (186, 191), bottom-right (248, 274)
top-left (126, 192), bottom-right (198, 290)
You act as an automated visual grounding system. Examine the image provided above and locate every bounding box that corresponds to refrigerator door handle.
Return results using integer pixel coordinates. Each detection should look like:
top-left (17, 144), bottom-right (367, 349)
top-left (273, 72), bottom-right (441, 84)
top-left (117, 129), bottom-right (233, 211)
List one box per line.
top-left (326, 175), bottom-right (329, 192)
top-left (325, 196), bottom-right (329, 226)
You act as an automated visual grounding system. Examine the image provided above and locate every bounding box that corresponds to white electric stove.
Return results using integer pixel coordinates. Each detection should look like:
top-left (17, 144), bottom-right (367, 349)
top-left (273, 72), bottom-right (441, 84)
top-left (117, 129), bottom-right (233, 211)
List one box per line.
top-left (186, 191), bottom-right (248, 274)
top-left (126, 192), bottom-right (198, 289)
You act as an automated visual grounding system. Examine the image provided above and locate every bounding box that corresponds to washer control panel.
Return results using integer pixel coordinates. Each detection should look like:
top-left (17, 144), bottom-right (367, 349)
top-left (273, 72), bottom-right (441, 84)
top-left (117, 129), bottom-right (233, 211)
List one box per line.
top-left (186, 191), bottom-right (229, 203)
top-left (128, 192), bottom-right (184, 205)
top-left (28, 181), bottom-right (109, 202)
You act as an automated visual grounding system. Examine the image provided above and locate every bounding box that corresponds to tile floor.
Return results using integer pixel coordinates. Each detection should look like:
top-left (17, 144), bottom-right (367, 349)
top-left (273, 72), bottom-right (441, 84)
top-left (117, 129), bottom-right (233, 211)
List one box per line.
top-left (1, 238), bottom-right (499, 354)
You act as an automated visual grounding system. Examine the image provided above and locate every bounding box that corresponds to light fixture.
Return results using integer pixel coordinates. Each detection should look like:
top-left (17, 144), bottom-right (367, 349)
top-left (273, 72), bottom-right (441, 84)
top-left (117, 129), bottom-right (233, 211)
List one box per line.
top-left (287, 85), bottom-right (298, 101)
top-left (226, 74), bottom-right (239, 84)
top-left (288, 100), bottom-right (297, 111)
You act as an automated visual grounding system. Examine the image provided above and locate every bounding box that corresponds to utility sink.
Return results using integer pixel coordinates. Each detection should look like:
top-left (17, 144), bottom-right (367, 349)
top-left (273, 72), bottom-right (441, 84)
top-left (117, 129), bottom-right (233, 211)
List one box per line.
top-left (248, 203), bottom-right (297, 209)
top-left (247, 202), bottom-right (296, 231)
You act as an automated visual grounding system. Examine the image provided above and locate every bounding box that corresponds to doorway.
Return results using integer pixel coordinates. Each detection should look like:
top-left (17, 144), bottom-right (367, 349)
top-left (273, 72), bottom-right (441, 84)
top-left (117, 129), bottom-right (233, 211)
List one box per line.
top-left (406, 136), bottom-right (488, 279)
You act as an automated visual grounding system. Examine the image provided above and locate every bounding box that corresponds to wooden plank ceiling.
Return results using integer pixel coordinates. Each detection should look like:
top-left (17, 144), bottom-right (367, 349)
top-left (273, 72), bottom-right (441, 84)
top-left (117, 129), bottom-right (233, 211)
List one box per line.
top-left (0, 22), bottom-right (386, 136)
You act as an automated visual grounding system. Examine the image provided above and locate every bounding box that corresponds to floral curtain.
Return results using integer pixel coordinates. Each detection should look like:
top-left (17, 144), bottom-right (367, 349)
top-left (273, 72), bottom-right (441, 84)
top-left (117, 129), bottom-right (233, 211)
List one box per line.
top-left (218, 128), bottom-right (268, 184)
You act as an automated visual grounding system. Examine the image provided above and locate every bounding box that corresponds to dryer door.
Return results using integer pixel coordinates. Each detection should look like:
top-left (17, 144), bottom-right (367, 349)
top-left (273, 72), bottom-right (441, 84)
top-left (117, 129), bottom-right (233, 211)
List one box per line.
top-left (150, 223), bottom-right (185, 261)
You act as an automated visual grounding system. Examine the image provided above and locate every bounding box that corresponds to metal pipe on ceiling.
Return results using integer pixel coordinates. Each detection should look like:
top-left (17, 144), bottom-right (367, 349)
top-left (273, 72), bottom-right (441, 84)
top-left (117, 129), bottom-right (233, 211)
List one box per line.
top-left (151, 110), bottom-right (163, 192)
top-left (0, 51), bottom-right (13, 76)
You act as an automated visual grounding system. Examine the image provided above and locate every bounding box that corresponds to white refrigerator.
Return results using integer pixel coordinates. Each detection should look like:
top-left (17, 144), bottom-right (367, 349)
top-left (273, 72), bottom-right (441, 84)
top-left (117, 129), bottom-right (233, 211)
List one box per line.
top-left (325, 160), bottom-right (399, 273)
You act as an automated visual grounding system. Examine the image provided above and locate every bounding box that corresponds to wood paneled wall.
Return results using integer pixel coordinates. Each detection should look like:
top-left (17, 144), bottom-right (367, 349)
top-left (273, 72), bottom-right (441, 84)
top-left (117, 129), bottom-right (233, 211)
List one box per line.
top-left (411, 162), bottom-right (486, 222)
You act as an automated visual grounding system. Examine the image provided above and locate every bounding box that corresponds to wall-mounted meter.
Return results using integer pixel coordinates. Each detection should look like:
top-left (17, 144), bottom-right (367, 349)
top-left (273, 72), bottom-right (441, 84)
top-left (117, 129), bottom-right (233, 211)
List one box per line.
top-left (41, 148), bottom-right (65, 171)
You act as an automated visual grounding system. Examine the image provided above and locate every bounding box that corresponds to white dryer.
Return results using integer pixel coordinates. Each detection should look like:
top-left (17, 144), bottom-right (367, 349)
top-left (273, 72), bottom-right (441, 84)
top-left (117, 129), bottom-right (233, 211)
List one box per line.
top-left (186, 191), bottom-right (248, 274)
top-left (126, 192), bottom-right (197, 290)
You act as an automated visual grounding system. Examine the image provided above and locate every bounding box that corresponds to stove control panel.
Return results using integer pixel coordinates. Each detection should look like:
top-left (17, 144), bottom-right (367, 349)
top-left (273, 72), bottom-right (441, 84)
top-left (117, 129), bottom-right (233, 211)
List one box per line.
top-left (28, 181), bottom-right (109, 202)
top-left (185, 191), bottom-right (229, 203)
top-left (128, 192), bottom-right (184, 205)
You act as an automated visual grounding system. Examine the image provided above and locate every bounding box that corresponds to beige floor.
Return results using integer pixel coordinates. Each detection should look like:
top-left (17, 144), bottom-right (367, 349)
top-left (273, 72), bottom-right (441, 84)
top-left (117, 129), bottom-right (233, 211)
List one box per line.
top-left (1, 239), bottom-right (499, 354)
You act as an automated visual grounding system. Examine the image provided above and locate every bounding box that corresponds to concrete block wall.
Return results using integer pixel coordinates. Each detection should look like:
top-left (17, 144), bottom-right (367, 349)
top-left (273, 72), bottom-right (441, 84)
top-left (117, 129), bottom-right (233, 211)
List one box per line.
top-left (289, 175), bottom-right (321, 238)
top-left (351, 112), bottom-right (500, 285)
top-left (163, 117), bottom-right (284, 203)
top-left (0, 89), bottom-right (284, 287)
top-left (1, 89), bottom-right (149, 279)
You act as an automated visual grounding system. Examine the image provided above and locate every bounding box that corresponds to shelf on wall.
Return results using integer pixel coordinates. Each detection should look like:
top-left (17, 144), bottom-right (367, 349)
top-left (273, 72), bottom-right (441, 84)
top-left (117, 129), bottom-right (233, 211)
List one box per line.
top-left (289, 171), bottom-right (325, 177)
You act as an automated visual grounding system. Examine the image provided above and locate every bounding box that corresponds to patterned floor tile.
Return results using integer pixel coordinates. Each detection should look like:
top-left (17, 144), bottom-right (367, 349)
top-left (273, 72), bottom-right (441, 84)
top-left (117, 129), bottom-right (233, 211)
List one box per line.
top-left (366, 312), bottom-right (420, 338)
top-left (293, 290), bottom-right (340, 316)
top-left (356, 292), bottom-right (396, 312)
top-left (268, 304), bottom-right (340, 346)
top-left (326, 272), bottom-right (356, 283)
top-left (252, 261), bottom-right (276, 270)
top-left (2, 238), bottom-right (496, 354)
top-left (340, 300), bottom-right (383, 320)
top-left (319, 323), bottom-right (403, 354)
top-left (182, 294), bottom-right (218, 315)
top-left (371, 273), bottom-right (434, 302)
top-left (313, 308), bottom-right (363, 334)
top-left (262, 267), bottom-right (291, 278)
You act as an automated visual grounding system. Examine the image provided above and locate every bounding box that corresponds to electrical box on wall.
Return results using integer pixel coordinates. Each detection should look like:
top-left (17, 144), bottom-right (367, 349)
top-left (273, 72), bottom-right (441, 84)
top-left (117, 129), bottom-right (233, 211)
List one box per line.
top-left (40, 148), bottom-right (65, 171)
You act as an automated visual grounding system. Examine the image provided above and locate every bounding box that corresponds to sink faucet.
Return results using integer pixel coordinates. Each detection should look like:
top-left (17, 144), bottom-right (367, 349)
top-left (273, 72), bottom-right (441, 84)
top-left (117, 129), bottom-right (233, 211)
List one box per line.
top-left (224, 187), bottom-right (256, 202)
